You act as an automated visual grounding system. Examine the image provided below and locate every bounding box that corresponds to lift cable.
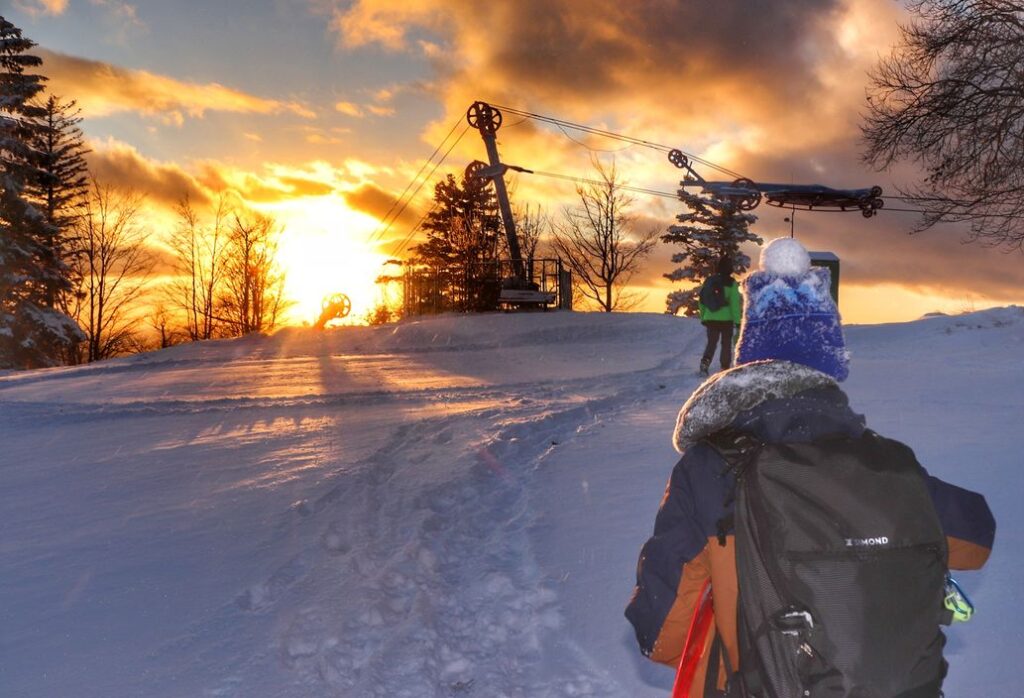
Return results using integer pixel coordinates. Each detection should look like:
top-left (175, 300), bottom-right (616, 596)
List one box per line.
top-left (370, 123), bottom-right (472, 249)
top-left (390, 201), bottom-right (439, 258)
top-left (489, 102), bottom-right (748, 181)
top-left (553, 121), bottom-right (638, 154)
top-left (525, 168), bottom-right (680, 200)
top-left (385, 116), bottom-right (532, 258)
top-left (366, 116), bottom-right (466, 244)
top-left (879, 206), bottom-right (1024, 219)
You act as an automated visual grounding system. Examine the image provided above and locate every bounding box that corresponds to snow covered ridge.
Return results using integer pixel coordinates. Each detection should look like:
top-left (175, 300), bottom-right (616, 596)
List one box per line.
top-left (926, 305), bottom-right (1024, 333)
top-left (0, 307), bottom-right (1021, 697)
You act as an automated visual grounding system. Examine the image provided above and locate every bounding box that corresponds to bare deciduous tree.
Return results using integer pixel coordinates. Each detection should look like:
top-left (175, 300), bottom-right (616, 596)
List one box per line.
top-left (512, 202), bottom-right (547, 262)
top-left (69, 181), bottom-right (154, 363)
top-left (550, 159), bottom-right (659, 312)
top-left (166, 194), bottom-right (229, 341)
top-left (219, 211), bottom-right (289, 336)
top-left (148, 302), bottom-right (185, 350)
top-left (862, 0), bottom-right (1024, 248)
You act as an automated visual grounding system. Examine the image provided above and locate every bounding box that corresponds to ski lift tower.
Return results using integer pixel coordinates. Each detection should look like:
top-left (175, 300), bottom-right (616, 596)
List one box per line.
top-left (465, 101), bottom-right (529, 283)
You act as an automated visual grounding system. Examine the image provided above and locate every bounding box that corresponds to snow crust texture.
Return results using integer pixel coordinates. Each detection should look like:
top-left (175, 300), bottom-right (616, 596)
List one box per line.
top-left (1, 307), bottom-right (1020, 697)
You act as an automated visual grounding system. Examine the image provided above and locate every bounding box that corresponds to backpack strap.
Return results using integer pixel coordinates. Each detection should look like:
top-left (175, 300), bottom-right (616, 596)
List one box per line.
top-left (704, 429), bottom-right (763, 547)
top-left (705, 429), bottom-right (762, 475)
top-left (703, 632), bottom-right (723, 696)
top-left (703, 631), bottom-right (740, 698)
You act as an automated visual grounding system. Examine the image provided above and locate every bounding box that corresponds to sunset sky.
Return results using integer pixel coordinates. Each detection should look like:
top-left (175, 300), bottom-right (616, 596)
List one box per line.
top-left (8, 0), bottom-right (1024, 324)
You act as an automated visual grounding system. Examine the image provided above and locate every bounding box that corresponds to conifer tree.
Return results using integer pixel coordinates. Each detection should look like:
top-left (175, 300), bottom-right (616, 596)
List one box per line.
top-left (0, 17), bottom-right (83, 368)
top-left (413, 173), bottom-right (501, 270)
top-left (411, 172), bottom-right (502, 311)
top-left (28, 95), bottom-right (90, 259)
top-left (662, 190), bottom-right (762, 316)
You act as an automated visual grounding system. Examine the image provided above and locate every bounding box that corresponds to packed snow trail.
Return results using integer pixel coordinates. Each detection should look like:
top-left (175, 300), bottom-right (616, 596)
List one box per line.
top-left (0, 313), bottom-right (700, 697)
top-left (1, 309), bottom-right (1020, 697)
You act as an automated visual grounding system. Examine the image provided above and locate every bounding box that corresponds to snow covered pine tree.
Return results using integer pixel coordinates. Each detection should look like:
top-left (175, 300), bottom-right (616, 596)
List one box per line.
top-left (0, 17), bottom-right (83, 368)
top-left (663, 188), bottom-right (761, 317)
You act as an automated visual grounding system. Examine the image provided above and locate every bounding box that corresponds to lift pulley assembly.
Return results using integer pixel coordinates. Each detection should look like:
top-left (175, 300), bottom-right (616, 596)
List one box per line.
top-left (667, 149), bottom-right (884, 218)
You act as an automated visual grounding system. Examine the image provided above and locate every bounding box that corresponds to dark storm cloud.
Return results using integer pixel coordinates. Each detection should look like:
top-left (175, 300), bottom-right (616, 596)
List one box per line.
top-left (335, 0), bottom-right (844, 119)
top-left (485, 0), bottom-right (841, 104)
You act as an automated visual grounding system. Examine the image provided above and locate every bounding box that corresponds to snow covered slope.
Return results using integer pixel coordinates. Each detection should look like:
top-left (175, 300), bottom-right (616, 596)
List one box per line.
top-left (1, 309), bottom-right (1019, 697)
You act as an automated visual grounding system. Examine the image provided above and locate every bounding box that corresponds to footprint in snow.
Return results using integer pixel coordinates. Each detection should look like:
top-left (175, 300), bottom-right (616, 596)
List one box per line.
top-left (235, 555), bottom-right (309, 611)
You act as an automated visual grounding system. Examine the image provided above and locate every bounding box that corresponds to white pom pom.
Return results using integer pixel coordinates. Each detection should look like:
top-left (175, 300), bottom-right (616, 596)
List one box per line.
top-left (759, 237), bottom-right (811, 277)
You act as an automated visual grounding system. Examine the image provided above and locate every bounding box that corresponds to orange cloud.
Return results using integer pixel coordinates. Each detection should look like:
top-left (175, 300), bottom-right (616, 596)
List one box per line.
top-left (87, 140), bottom-right (358, 210)
top-left (312, 0), bottom-right (1023, 312)
top-left (193, 160), bottom-right (364, 204)
top-left (321, 0), bottom-right (909, 173)
top-left (86, 138), bottom-right (213, 207)
top-left (334, 98), bottom-right (398, 118)
top-left (13, 0), bottom-right (68, 16)
top-left (279, 176), bottom-right (336, 198)
top-left (335, 101), bottom-right (363, 117)
top-left (342, 182), bottom-right (423, 232)
top-left (39, 49), bottom-right (317, 122)
top-left (332, 1), bottom-right (437, 51)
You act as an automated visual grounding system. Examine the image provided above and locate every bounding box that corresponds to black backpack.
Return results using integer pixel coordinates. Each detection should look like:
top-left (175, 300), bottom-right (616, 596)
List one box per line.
top-left (700, 274), bottom-right (728, 311)
top-left (708, 429), bottom-right (949, 698)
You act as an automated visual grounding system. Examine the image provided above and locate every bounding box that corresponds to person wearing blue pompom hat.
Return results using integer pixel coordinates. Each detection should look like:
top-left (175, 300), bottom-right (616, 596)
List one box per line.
top-left (735, 236), bottom-right (849, 381)
top-left (626, 237), bottom-right (994, 697)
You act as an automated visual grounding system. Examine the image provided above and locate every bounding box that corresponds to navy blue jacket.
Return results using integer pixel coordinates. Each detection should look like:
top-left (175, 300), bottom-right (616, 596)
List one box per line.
top-left (625, 361), bottom-right (996, 677)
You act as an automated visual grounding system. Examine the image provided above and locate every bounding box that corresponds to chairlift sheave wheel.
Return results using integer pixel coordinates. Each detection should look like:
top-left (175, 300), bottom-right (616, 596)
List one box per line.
top-left (466, 101), bottom-right (502, 134)
top-left (321, 293), bottom-right (351, 318)
top-left (668, 149), bottom-right (689, 169)
top-left (860, 197), bottom-right (884, 218)
top-left (731, 177), bottom-right (762, 211)
top-left (465, 160), bottom-right (488, 181)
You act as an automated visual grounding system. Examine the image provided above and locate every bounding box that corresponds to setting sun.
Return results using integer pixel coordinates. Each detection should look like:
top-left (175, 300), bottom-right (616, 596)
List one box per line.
top-left (259, 196), bottom-right (391, 325)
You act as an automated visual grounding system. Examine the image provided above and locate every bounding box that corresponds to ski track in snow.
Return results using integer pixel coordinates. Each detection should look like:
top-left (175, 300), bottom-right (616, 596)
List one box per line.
top-left (199, 331), bottom-right (702, 697)
top-left (0, 313), bottom-right (705, 698)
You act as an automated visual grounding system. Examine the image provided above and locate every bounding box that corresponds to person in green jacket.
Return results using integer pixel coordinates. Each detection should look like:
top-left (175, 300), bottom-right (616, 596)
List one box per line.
top-left (698, 256), bottom-right (743, 375)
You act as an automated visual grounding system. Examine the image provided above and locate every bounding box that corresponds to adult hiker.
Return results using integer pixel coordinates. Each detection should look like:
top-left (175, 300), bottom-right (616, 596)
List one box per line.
top-left (625, 237), bottom-right (995, 697)
top-left (697, 256), bottom-right (742, 376)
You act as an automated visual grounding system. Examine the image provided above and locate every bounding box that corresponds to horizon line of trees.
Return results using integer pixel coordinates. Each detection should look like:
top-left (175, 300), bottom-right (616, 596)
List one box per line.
top-left (1, 16), bottom-right (291, 370)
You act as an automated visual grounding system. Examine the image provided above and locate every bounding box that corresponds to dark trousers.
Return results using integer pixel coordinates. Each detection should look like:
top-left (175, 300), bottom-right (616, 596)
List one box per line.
top-left (702, 321), bottom-right (734, 370)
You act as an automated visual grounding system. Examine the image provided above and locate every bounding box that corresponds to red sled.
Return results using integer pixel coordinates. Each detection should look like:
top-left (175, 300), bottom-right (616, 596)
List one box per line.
top-left (671, 579), bottom-right (715, 698)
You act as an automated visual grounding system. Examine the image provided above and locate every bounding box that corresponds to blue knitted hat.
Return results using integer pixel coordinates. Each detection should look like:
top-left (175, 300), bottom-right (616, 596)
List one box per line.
top-left (735, 238), bottom-right (849, 381)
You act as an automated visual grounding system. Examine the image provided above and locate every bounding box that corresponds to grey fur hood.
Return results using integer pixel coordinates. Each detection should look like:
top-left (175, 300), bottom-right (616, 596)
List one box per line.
top-left (673, 360), bottom-right (843, 452)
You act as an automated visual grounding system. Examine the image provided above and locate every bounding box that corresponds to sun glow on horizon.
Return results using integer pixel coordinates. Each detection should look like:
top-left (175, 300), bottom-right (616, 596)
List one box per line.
top-left (260, 196), bottom-right (391, 325)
